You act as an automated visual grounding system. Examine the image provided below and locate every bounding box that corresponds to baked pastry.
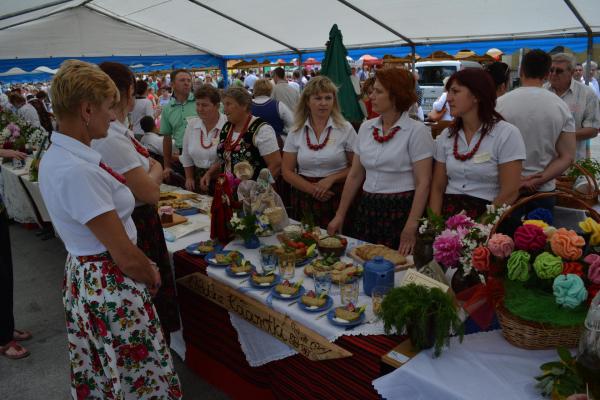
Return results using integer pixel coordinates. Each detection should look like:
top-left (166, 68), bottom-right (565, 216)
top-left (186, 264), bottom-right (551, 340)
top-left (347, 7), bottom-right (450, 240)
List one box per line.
top-left (301, 290), bottom-right (327, 307)
top-left (215, 251), bottom-right (241, 264)
top-left (251, 272), bottom-right (276, 285)
top-left (355, 244), bottom-right (406, 265)
top-left (331, 262), bottom-right (362, 283)
top-left (275, 280), bottom-right (300, 295)
top-left (334, 303), bottom-right (363, 321)
top-left (159, 206), bottom-right (174, 223)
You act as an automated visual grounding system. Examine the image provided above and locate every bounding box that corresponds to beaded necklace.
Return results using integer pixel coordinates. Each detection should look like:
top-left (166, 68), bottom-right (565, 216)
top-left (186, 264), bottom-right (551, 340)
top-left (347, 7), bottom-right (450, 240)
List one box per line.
top-left (200, 128), bottom-right (219, 149)
top-left (372, 126), bottom-right (400, 143)
top-left (224, 115), bottom-right (252, 152)
top-left (453, 131), bottom-right (485, 161)
top-left (99, 162), bottom-right (127, 184)
top-left (129, 137), bottom-right (150, 158)
top-left (305, 125), bottom-right (332, 151)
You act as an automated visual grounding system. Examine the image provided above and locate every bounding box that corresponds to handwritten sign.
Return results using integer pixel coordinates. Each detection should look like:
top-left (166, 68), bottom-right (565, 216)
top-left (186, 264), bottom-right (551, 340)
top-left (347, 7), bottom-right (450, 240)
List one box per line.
top-left (177, 273), bottom-right (352, 361)
top-left (400, 268), bottom-right (450, 293)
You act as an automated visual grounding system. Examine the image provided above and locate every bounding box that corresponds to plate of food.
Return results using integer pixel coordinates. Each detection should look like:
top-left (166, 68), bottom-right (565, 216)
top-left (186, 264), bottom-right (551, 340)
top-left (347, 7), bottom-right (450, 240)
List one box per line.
top-left (249, 271), bottom-right (281, 288)
top-left (327, 303), bottom-right (366, 327)
top-left (303, 254), bottom-right (340, 277)
top-left (204, 250), bottom-right (244, 267)
top-left (185, 240), bottom-right (221, 256)
top-left (297, 290), bottom-right (333, 312)
top-left (348, 244), bottom-right (412, 270)
top-left (271, 279), bottom-right (305, 300)
top-left (276, 233), bottom-right (318, 266)
top-left (225, 260), bottom-right (255, 278)
top-left (317, 235), bottom-right (348, 257)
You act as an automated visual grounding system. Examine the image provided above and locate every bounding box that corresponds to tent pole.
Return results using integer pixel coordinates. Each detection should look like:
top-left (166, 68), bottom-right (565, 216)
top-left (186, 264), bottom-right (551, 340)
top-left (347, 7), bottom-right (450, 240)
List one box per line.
top-left (335, 0), bottom-right (416, 51)
top-left (186, 0), bottom-right (300, 55)
top-left (0, 0), bottom-right (75, 22)
top-left (563, 0), bottom-right (594, 85)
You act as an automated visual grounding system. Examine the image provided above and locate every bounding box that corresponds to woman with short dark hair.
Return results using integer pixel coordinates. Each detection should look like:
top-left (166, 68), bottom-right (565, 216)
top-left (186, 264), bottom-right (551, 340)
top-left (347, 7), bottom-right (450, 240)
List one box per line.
top-left (429, 69), bottom-right (525, 219)
top-left (328, 68), bottom-right (433, 255)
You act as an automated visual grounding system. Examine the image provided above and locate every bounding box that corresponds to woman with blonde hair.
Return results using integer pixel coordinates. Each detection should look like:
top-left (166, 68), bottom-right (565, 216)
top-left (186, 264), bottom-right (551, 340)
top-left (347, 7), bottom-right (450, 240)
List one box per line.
top-left (282, 76), bottom-right (356, 227)
top-left (39, 60), bottom-right (181, 398)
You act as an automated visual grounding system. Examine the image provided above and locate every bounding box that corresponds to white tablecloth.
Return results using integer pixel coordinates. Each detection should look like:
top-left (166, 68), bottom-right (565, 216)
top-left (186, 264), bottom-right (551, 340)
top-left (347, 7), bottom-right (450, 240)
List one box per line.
top-left (210, 236), bottom-right (405, 367)
top-left (1, 160), bottom-right (38, 224)
top-left (372, 330), bottom-right (557, 400)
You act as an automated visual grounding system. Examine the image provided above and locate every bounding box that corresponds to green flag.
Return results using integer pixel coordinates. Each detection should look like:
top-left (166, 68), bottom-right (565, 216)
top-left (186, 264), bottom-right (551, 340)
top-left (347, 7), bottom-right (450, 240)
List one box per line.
top-left (320, 24), bottom-right (364, 124)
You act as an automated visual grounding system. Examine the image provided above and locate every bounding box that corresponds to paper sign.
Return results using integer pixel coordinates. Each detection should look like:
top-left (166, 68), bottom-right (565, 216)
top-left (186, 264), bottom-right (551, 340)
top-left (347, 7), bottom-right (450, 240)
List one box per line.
top-left (400, 268), bottom-right (450, 293)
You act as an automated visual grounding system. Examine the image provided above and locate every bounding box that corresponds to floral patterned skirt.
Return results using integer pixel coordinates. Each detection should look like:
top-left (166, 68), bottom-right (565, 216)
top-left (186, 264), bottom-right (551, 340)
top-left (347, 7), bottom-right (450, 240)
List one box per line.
top-left (289, 176), bottom-right (344, 229)
top-left (441, 193), bottom-right (489, 220)
top-left (64, 253), bottom-right (182, 400)
top-left (351, 191), bottom-right (414, 250)
top-left (132, 204), bottom-right (180, 334)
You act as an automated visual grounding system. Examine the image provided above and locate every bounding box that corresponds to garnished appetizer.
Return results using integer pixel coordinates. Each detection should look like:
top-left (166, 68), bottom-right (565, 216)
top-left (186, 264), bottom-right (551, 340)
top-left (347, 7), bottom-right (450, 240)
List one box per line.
top-left (230, 260), bottom-right (252, 274)
top-left (197, 240), bottom-right (215, 253)
top-left (275, 279), bottom-right (303, 296)
top-left (215, 251), bottom-right (242, 264)
top-left (334, 303), bottom-right (366, 322)
top-left (301, 290), bottom-right (327, 307)
top-left (251, 270), bottom-right (276, 285)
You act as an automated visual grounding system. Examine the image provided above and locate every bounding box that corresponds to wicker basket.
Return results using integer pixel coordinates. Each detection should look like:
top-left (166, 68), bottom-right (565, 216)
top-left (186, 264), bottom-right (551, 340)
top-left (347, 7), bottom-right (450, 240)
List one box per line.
top-left (555, 162), bottom-right (599, 208)
top-left (491, 191), bottom-right (599, 349)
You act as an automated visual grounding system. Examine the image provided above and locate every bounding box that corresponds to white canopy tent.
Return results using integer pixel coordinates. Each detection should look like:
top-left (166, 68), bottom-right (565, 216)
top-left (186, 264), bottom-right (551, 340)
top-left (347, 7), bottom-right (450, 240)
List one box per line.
top-left (0, 0), bottom-right (598, 70)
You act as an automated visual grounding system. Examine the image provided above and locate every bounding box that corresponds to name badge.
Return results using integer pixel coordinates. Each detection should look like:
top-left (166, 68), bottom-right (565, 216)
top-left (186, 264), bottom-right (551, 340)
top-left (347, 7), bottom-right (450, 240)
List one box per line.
top-left (473, 152), bottom-right (491, 164)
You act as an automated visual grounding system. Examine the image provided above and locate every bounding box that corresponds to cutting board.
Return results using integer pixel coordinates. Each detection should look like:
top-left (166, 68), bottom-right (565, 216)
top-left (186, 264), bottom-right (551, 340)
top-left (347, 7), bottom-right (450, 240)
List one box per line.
top-left (161, 213), bottom-right (187, 228)
top-left (348, 247), bottom-right (414, 272)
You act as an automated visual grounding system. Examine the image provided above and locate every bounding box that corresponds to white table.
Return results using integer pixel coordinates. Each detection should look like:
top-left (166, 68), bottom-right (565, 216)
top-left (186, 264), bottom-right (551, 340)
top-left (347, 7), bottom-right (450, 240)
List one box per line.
top-left (0, 159), bottom-right (42, 224)
top-left (372, 330), bottom-right (558, 400)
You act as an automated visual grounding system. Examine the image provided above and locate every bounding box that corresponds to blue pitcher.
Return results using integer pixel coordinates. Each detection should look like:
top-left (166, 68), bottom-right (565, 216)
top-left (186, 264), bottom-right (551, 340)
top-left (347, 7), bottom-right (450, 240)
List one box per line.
top-left (363, 256), bottom-right (395, 296)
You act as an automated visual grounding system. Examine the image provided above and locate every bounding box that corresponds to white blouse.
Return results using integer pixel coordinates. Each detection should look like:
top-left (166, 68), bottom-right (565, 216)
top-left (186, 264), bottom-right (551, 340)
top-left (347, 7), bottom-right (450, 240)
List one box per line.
top-left (92, 120), bottom-right (150, 175)
top-left (180, 113), bottom-right (227, 169)
top-left (283, 117), bottom-right (356, 177)
top-left (355, 113), bottom-right (434, 194)
top-left (39, 132), bottom-right (137, 256)
top-left (434, 120), bottom-right (526, 202)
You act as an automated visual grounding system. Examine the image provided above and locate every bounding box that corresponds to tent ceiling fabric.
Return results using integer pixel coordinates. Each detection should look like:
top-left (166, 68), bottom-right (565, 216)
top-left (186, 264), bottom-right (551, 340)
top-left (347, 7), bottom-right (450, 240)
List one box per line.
top-left (0, 6), bottom-right (202, 58)
top-left (0, 0), bottom-right (598, 61)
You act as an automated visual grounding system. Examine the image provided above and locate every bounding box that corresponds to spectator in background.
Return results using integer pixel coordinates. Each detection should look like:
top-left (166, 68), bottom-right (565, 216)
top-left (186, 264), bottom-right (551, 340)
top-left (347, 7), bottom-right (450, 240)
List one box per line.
top-left (131, 80), bottom-right (155, 135)
top-left (485, 61), bottom-right (511, 98)
top-left (244, 70), bottom-right (258, 91)
top-left (147, 76), bottom-right (158, 92)
top-left (497, 49), bottom-right (575, 204)
top-left (292, 70), bottom-right (305, 91)
top-left (544, 53), bottom-right (600, 160)
top-left (574, 63), bottom-right (584, 83)
top-left (139, 116), bottom-right (176, 161)
top-left (271, 67), bottom-right (299, 112)
top-left (251, 78), bottom-right (293, 147)
top-left (582, 60), bottom-right (600, 99)
top-left (362, 77), bottom-right (378, 119)
top-left (429, 76), bottom-right (453, 121)
top-left (29, 91), bottom-right (54, 134)
top-left (147, 87), bottom-right (158, 107)
top-left (8, 92), bottom-right (41, 128)
top-left (158, 87), bottom-right (171, 107)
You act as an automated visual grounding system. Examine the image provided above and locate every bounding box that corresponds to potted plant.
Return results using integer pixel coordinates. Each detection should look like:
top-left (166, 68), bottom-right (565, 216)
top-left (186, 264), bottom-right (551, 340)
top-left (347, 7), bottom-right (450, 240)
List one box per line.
top-left (229, 212), bottom-right (266, 249)
top-left (380, 283), bottom-right (464, 357)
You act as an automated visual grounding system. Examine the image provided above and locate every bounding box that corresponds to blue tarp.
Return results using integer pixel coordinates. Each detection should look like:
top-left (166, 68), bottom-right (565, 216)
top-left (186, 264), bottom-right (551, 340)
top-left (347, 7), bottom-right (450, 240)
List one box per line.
top-left (0, 72), bottom-right (54, 84)
top-left (0, 54), bottom-right (223, 74)
top-left (226, 36), bottom-right (600, 63)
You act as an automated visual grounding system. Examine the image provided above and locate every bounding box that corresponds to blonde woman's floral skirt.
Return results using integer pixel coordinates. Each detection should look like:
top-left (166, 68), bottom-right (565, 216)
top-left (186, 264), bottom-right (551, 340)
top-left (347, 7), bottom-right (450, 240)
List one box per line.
top-left (63, 253), bottom-right (182, 400)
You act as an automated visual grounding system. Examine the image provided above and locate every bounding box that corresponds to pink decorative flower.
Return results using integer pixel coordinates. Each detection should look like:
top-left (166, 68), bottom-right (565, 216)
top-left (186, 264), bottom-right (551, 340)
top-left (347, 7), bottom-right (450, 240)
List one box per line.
top-left (487, 233), bottom-right (514, 258)
top-left (433, 229), bottom-right (462, 268)
top-left (472, 246), bottom-right (491, 272)
top-left (445, 214), bottom-right (474, 230)
top-left (7, 122), bottom-right (20, 137)
top-left (588, 260), bottom-right (600, 284)
top-left (514, 224), bottom-right (546, 252)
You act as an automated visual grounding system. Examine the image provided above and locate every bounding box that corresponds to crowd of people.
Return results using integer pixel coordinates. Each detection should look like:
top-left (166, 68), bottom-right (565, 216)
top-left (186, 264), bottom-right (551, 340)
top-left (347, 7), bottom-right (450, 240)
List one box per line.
top-left (0, 47), bottom-right (599, 399)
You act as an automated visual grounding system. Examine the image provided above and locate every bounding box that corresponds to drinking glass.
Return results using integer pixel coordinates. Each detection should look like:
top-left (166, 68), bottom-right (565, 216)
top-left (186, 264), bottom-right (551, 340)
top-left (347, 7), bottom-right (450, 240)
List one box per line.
top-left (313, 270), bottom-right (332, 297)
top-left (371, 285), bottom-right (392, 316)
top-left (340, 278), bottom-right (359, 306)
top-left (278, 252), bottom-right (295, 280)
top-left (259, 246), bottom-right (277, 274)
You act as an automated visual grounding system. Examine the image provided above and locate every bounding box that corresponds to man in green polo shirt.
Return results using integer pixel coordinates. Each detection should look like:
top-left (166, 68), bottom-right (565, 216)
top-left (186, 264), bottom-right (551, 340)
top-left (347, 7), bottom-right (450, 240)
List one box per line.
top-left (161, 69), bottom-right (197, 178)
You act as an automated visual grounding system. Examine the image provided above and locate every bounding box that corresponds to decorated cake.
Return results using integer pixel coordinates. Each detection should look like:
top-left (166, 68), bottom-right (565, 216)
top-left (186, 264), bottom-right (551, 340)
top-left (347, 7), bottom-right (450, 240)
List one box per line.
top-left (158, 206), bottom-right (174, 223)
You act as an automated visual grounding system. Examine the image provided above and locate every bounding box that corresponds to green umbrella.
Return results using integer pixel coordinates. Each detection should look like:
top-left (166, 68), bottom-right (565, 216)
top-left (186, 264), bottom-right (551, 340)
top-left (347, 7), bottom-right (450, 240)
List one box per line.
top-left (320, 24), bottom-right (364, 124)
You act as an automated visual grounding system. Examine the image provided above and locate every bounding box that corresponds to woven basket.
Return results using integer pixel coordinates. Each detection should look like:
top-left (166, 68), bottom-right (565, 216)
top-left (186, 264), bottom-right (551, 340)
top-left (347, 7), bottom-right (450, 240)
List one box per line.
top-left (555, 163), bottom-right (599, 208)
top-left (491, 191), bottom-right (599, 349)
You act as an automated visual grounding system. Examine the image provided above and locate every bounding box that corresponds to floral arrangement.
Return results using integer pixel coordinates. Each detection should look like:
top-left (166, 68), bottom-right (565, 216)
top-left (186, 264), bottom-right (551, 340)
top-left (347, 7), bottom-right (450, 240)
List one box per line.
top-left (0, 108), bottom-right (47, 150)
top-left (229, 211), bottom-right (272, 240)
top-left (429, 205), bottom-right (510, 275)
top-left (483, 208), bottom-right (599, 312)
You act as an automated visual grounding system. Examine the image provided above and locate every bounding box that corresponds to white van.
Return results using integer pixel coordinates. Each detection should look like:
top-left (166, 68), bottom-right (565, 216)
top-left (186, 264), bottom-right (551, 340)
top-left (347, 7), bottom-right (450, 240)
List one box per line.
top-left (416, 60), bottom-right (483, 114)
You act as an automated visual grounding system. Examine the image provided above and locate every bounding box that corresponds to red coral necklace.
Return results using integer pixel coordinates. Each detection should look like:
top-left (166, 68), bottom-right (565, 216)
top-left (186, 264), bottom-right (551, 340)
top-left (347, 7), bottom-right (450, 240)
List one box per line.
top-left (129, 137), bottom-right (150, 158)
top-left (453, 131), bottom-right (485, 161)
top-left (372, 126), bottom-right (400, 143)
top-left (305, 126), bottom-right (332, 151)
top-left (224, 115), bottom-right (252, 152)
top-left (200, 128), bottom-right (218, 149)
top-left (99, 162), bottom-right (127, 184)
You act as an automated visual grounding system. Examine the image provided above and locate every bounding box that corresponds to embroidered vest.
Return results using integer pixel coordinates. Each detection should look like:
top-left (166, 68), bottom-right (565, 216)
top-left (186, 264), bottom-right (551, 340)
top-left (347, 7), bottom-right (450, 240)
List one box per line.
top-left (216, 117), bottom-right (267, 181)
